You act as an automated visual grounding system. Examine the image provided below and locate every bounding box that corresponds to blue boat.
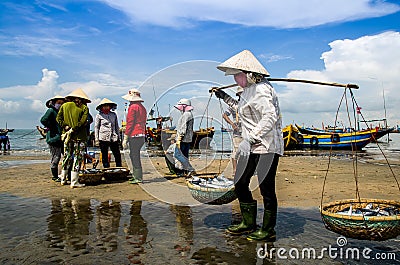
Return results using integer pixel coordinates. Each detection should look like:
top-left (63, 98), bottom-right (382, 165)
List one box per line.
top-left (295, 124), bottom-right (349, 135)
top-left (301, 128), bottom-right (377, 150)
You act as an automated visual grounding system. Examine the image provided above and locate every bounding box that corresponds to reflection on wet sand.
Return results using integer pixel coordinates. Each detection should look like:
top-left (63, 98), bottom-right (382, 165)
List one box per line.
top-left (125, 201), bottom-right (148, 264)
top-left (96, 200), bottom-right (121, 252)
top-left (47, 199), bottom-right (93, 252)
top-left (7, 197), bottom-right (391, 265)
top-left (170, 205), bottom-right (194, 255)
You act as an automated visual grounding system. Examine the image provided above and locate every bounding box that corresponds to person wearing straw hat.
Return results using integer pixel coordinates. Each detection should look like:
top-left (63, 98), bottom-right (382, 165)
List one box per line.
top-left (40, 95), bottom-right (65, 182)
top-left (94, 98), bottom-right (122, 168)
top-left (56, 88), bottom-right (91, 188)
top-left (122, 88), bottom-right (147, 184)
top-left (213, 50), bottom-right (284, 241)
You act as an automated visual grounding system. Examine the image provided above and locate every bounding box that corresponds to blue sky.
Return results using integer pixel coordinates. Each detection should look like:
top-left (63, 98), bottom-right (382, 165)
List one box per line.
top-left (1, 0), bottom-right (400, 130)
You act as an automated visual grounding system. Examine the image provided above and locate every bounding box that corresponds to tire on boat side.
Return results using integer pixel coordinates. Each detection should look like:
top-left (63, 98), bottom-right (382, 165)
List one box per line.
top-left (310, 136), bottom-right (319, 149)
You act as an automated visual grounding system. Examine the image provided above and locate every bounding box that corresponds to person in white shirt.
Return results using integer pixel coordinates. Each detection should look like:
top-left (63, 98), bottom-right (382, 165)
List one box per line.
top-left (214, 50), bottom-right (284, 241)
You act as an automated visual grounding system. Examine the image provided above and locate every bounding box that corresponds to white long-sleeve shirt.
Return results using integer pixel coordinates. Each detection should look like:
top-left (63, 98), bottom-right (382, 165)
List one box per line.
top-left (176, 111), bottom-right (194, 143)
top-left (224, 79), bottom-right (284, 155)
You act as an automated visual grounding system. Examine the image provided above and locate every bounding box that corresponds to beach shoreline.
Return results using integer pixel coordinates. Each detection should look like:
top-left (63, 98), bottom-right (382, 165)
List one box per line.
top-left (1, 153), bottom-right (398, 207)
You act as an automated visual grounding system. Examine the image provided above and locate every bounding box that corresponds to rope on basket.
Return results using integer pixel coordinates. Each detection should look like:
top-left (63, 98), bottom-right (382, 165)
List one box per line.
top-left (320, 86), bottom-right (400, 239)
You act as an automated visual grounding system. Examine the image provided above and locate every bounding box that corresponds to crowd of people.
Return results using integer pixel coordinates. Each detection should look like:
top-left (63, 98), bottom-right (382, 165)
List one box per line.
top-left (40, 49), bottom-right (283, 242)
top-left (40, 86), bottom-right (197, 187)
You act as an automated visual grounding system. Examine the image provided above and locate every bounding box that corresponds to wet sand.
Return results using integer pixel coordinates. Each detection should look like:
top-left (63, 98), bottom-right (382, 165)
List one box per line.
top-left (1, 153), bottom-right (399, 207)
top-left (1, 153), bottom-right (400, 265)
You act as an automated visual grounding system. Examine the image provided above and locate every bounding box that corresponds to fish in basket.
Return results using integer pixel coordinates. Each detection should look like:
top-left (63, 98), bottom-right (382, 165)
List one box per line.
top-left (102, 167), bottom-right (130, 181)
top-left (78, 168), bottom-right (104, 185)
top-left (186, 174), bottom-right (237, 205)
top-left (320, 199), bottom-right (400, 241)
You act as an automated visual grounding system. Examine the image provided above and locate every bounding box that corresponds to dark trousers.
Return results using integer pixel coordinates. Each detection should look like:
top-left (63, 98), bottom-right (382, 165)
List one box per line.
top-left (99, 140), bottom-right (122, 168)
top-left (180, 142), bottom-right (190, 158)
top-left (234, 153), bottom-right (280, 212)
top-left (165, 154), bottom-right (183, 174)
top-left (128, 136), bottom-right (145, 170)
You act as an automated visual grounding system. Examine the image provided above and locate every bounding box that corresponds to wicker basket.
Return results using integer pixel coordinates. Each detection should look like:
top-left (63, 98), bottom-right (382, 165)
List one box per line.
top-left (321, 199), bottom-right (400, 241)
top-left (78, 169), bottom-right (104, 185)
top-left (186, 180), bottom-right (237, 205)
top-left (102, 167), bottom-right (130, 181)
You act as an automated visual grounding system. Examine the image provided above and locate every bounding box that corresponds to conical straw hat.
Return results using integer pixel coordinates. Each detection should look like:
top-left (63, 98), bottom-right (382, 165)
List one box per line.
top-left (96, 98), bottom-right (117, 110)
top-left (66, 88), bottom-right (91, 103)
top-left (217, 50), bottom-right (270, 76)
top-left (45, 94), bottom-right (65, 108)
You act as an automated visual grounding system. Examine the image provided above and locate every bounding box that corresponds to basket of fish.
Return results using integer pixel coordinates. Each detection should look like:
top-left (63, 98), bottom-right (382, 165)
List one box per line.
top-left (102, 167), bottom-right (130, 181)
top-left (186, 174), bottom-right (237, 205)
top-left (321, 198), bottom-right (400, 241)
top-left (78, 168), bottom-right (104, 185)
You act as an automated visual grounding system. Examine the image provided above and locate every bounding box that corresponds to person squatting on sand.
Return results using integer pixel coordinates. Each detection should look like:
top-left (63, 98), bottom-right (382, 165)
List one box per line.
top-left (94, 98), bottom-right (122, 168)
top-left (56, 88), bottom-right (91, 188)
top-left (122, 89), bottom-right (147, 184)
top-left (214, 50), bottom-right (284, 241)
top-left (40, 95), bottom-right (65, 182)
top-left (174, 98), bottom-right (196, 176)
top-left (164, 133), bottom-right (195, 177)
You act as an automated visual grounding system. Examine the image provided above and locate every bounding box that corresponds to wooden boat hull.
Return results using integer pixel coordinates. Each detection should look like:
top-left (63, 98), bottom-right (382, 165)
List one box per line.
top-left (295, 124), bottom-right (346, 135)
top-left (148, 127), bottom-right (215, 150)
top-left (372, 127), bottom-right (394, 142)
top-left (282, 124), bottom-right (303, 150)
top-left (301, 128), bottom-right (377, 150)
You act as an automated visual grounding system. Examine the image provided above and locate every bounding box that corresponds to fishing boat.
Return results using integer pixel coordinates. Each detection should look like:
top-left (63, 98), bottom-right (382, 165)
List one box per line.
top-left (295, 124), bottom-right (349, 135)
top-left (157, 127), bottom-right (215, 149)
top-left (282, 124), bottom-right (303, 150)
top-left (373, 127), bottom-right (394, 142)
top-left (121, 117), bottom-right (215, 150)
top-left (301, 128), bottom-right (377, 150)
top-left (296, 124), bottom-right (393, 142)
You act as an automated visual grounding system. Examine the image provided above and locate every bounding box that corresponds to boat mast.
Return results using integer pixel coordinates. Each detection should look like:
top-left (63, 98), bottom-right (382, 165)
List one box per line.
top-left (381, 82), bottom-right (389, 143)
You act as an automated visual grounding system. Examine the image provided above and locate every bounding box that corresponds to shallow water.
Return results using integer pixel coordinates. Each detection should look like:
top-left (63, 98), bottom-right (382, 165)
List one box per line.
top-left (0, 193), bottom-right (398, 264)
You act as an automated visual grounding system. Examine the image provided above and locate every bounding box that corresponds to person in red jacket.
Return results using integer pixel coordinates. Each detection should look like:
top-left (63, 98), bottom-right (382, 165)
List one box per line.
top-left (122, 89), bottom-right (147, 184)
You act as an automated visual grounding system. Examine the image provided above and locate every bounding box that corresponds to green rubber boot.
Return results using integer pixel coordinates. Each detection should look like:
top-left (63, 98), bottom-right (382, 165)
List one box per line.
top-left (247, 210), bottom-right (277, 241)
top-left (226, 201), bottom-right (257, 235)
top-left (129, 168), bottom-right (143, 184)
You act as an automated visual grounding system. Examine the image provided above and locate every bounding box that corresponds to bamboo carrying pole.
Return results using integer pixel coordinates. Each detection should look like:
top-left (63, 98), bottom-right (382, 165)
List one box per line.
top-left (209, 78), bottom-right (359, 92)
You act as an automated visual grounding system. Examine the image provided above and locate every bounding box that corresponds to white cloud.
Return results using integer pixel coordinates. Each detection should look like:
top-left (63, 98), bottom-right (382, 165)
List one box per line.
top-left (0, 35), bottom-right (74, 57)
top-left (99, 0), bottom-right (399, 28)
top-left (280, 31), bottom-right (400, 127)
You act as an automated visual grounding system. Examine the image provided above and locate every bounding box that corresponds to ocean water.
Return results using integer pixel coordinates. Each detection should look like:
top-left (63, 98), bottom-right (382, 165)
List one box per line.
top-left (4, 129), bottom-right (48, 154)
top-left (5, 129), bottom-right (400, 160)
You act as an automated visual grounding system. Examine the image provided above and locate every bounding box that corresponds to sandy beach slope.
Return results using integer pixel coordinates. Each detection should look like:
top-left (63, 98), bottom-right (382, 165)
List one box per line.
top-left (1, 153), bottom-right (398, 207)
